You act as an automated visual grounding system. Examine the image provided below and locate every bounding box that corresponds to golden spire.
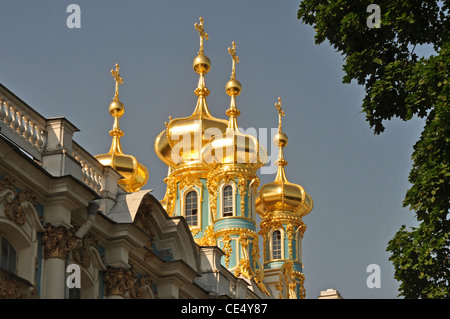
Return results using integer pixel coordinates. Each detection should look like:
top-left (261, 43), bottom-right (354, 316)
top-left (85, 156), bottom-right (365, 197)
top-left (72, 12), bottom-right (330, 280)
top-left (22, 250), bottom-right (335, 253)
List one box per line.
top-left (194, 17), bottom-right (209, 56)
top-left (95, 63), bottom-right (149, 193)
top-left (274, 97), bottom-right (289, 183)
top-left (193, 17), bottom-right (211, 97)
top-left (225, 41), bottom-right (242, 131)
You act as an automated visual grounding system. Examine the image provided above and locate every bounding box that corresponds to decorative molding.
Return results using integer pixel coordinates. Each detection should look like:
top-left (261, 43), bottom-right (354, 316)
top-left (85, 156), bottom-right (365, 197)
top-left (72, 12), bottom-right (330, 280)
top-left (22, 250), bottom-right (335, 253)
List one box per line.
top-left (129, 274), bottom-right (154, 299)
top-left (0, 268), bottom-right (37, 299)
top-left (134, 200), bottom-right (154, 236)
top-left (41, 224), bottom-right (77, 259)
top-left (276, 260), bottom-right (306, 299)
top-left (196, 225), bottom-right (215, 246)
top-left (104, 266), bottom-right (137, 297)
top-left (104, 266), bottom-right (154, 299)
top-left (72, 234), bottom-right (99, 268)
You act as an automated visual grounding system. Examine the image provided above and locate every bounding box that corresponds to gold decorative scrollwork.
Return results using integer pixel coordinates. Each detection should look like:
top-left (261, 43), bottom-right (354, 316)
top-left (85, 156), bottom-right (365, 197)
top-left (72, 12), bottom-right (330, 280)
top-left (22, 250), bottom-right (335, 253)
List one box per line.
top-left (178, 172), bottom-right (202, 190)
top-left (104, 266), bottom-right (138, 297)
top-left (238, 177), bottom-right (247, 216)
top-left (41, 224), bottom-right (77, 260)
top-left (196, 225), bottom-right (216, 246)
top-left (276, 260), bottom-right (306, 299)
top-left (222, 233), bottom-right (232, 269)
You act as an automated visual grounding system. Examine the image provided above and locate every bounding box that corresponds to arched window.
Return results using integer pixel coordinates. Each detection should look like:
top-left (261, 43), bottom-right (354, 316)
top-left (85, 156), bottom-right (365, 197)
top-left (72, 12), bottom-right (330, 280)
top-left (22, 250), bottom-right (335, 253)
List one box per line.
top-left (272, 230), bottom-right (282, 260)
top-left (0, 234), bottom-right (17, 274)
top-left (185, 190), bottom-right (198, 227)
top-left (222, 185), bottom-right (234, 217)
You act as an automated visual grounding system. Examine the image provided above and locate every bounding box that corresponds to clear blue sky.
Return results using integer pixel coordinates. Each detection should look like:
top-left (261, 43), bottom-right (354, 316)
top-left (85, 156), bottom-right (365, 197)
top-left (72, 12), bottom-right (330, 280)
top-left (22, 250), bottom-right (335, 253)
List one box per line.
top-left (0, 0), bottom-right (425, 298)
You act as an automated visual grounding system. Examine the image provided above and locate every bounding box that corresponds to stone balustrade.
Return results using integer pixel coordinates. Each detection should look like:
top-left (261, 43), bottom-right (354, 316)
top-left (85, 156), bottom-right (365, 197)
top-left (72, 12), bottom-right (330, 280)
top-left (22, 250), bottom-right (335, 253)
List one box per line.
top-left (0, 94), bottom-right (47, 160)
top-left (0, 87), bottom-right (104, 194)
top-left (72, 142), bottom-right (103, 193)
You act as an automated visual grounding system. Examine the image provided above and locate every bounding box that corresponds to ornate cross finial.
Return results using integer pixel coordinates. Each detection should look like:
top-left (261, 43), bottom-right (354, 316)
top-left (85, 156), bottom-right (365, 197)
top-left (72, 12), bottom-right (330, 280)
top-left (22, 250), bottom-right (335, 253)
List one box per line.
top-left (194, 17), bottom-right (209, 55)
top-left (228, 41), bottom-right (239, 80)
top-left (275, 97), bottom-right (285, 132)
top-left (111, 63), bottom-right (124, 102)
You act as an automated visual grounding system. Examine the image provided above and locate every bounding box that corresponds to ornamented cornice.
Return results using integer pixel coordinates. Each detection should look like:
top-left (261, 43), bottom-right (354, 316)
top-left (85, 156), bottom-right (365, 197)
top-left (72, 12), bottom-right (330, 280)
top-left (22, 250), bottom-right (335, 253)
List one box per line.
top-left (41, 224), bottom-right (77, 259)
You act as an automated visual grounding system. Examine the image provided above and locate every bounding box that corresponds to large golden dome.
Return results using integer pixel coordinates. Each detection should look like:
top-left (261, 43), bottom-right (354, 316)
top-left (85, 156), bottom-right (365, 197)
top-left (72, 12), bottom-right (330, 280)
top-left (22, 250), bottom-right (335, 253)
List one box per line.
top-left (256, 98), bottom-right (312, 218)
top-left (95, 64), bottom-right (149, 193)
top-left (202, 42), bottom-right (267, 171)
top-left (154, 18), bottom-right (229, 168)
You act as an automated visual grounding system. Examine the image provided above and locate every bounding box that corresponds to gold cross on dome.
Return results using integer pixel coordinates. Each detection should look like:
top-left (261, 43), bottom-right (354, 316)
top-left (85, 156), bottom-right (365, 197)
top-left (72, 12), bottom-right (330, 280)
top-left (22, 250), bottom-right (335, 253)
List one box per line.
top-left (228, 41), bottom-right (239, 80)
top-left (275, 97), bottom-right (285, 131)
top-left (194, 17), bottom-right (209, 55)
top-left (111, 63), bottom-right (124, 102)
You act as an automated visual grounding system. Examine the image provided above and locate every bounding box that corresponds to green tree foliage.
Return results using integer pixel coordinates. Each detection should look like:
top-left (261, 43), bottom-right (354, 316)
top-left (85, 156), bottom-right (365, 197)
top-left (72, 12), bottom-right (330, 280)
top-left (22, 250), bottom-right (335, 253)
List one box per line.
top-left (297, 0), bottom-right (449, 298)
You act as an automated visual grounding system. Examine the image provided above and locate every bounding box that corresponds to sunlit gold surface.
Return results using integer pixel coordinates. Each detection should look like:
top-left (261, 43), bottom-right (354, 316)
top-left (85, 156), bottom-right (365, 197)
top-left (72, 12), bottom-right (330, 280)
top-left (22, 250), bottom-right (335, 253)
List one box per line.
top-left (256, 98), bottom-right (313, 217)
top-left (95, 63), bottom-right (149, 193)
top-left (155, 17), bottom-right (229, 168)
top-left (202, 41), bottom-right (267, 171)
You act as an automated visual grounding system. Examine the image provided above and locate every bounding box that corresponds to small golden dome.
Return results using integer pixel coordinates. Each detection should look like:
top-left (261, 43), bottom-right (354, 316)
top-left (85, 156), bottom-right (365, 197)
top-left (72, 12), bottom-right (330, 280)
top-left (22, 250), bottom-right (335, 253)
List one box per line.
top-left (225, 79), bottom-right (242, 96)
top-left (274, 131), bottom-right (288, 148)
top-left (95, 64), bottom-right (149, 193)
top-left (109, 101), bottom-right (124, 118)
top-left (256, 98), bottom-right (313, 218)
top-left (193, 54), bottom-right (211, 74)
top-left (256, 176), bottom-right (313, 218)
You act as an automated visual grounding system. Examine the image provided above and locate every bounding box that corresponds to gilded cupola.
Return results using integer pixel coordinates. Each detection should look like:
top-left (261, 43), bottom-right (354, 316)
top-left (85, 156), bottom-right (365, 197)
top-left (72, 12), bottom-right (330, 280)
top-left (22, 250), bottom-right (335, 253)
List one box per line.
top-left (154, 17), bottom-right (229, 168)
top-left (95, 64), bottom-right (149, 193)
top-left (202, 41), bottom-right (267, 171)
top-left (256, 98), bottom-right (313, 217)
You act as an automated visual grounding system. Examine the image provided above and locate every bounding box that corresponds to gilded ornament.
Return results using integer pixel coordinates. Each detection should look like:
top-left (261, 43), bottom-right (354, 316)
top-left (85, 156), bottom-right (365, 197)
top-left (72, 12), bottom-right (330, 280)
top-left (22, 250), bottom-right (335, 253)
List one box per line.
top-left (129, 274), bottom-right (154, 299)
top-left (104, 266), bottom-right (138, 297)
top-left (197, 225), bottom-right (216, 246)
top-left (222, 233), bottom-right (232, 269)
top-left (194, 17), bottom-right (209, 56)
top-left (41, 224), bottom-right (77, 259)
top-left (72, 235), bottom-right (98, 268)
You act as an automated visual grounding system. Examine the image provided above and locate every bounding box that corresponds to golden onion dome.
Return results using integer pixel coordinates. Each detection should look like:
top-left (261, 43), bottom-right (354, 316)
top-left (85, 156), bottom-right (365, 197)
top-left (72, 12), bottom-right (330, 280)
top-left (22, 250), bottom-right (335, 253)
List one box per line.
top-left (154, 17), bottom-right (229, 168)
top-left (95, 64), bottom-right (149, 193)
top-left (202, 41), bottom-right (267, 171)
top-left (256, 98), bottom-right (313, 217)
